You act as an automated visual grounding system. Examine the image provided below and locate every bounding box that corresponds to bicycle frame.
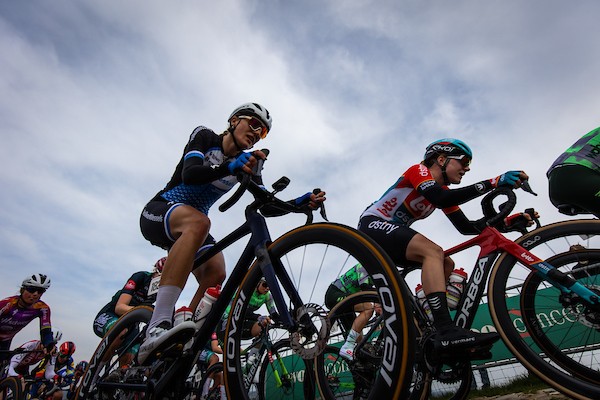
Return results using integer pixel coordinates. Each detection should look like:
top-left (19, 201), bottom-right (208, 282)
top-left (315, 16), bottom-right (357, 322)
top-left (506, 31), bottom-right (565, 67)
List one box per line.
top-left (447, 225), bottom-right (600, 330)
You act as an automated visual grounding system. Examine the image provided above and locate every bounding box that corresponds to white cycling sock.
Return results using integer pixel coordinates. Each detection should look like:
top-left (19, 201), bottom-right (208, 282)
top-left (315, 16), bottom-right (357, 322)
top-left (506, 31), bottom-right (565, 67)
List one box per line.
top-left (147, 285), bottom-right (182, 334)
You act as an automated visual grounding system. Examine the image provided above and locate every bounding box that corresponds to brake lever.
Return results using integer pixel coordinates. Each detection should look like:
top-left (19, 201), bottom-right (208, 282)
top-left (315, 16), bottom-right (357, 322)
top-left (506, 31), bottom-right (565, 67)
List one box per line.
top-left (524, 207), bottom-right (541, 230)
top-left (521, 180), bottom-right (538, 196)
top-left (312, 188), bottom-right (328, 221)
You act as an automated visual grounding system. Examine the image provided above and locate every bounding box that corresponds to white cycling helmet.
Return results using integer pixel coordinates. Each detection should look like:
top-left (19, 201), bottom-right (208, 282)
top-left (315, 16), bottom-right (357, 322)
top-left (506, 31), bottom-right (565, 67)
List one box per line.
top-left (53, 328), bottom-right (63, 342)
top-left (22, 274), bottom-right (51, 290)
top-left (228, 103), bottom-right (272, 133)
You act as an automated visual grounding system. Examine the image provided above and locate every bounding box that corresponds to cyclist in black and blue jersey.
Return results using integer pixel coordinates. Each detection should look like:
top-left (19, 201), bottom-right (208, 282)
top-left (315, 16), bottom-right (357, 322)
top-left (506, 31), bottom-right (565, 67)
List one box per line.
top-left (325, 264), bottom-right (377, 360)
top-left (138, 103), bottom-right (326, 363)
top-left (547, 126), bottom-right (600, 217)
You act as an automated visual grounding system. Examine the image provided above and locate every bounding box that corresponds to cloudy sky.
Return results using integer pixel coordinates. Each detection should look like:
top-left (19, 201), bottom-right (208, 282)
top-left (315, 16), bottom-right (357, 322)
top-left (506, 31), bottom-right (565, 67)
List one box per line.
top-left (1, 1), bottom-right (599, 364)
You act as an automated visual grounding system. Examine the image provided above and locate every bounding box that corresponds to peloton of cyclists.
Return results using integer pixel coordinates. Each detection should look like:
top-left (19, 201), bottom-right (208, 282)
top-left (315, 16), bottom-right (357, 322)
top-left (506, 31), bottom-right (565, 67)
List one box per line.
top-left (29, 341), bottom-right (76, 400)
top-left (138, 103), bottom-right (325, 363)
top-left (358, 138), bottom-right (536, 354)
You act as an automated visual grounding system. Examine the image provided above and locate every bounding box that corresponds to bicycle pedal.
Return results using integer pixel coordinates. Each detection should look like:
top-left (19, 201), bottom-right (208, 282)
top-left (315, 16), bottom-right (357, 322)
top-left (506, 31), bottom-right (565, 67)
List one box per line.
top-left (156, 342), bottom-right (185, 358)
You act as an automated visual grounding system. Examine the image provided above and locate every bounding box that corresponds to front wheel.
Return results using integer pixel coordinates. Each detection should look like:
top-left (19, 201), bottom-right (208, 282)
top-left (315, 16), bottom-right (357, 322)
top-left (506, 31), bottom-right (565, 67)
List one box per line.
top-left (0, 376), bottom-right (22, 400)
top-left (224, 222), bottom-right (414, 400)
top-left (76, 306), bottom-right (153, 400)
top-left (489, 219), bottom-right (600, 399)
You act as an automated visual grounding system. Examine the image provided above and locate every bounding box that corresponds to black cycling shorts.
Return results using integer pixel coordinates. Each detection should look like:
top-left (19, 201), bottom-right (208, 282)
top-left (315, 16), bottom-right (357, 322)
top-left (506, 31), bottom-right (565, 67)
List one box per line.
top-left (358, 215), bottom-right (420, 268)
top-left (140, 198), bottom-right (216, 250)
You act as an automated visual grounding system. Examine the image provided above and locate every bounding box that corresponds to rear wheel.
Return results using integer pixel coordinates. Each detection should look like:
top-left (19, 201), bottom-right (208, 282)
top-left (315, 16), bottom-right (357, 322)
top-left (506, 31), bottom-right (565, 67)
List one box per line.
top-left (76, 306), bottom-right (152, 400)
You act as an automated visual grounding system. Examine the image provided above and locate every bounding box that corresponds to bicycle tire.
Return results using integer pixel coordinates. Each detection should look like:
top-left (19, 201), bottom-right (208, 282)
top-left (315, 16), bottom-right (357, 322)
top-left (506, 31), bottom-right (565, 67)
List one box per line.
top-left (76, 306), bottom-right (153, 400)
top-left (0, 376), bottom-right (23, 400)
top-left (196, 362), bottom-right (224, 400)
top-left (257, 339), bottom-right (312, 400)
top-left (488, 219), bottom-right (600, 399)
top-left (520, 249), bottom-right (600, 383)
top-left (224, 222), bottom-right (414, 400)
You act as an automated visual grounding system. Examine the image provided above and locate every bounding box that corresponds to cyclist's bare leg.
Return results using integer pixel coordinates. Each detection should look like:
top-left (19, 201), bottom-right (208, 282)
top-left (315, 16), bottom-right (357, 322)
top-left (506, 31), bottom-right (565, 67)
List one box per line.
top-left (352, 302), bottom-right (375, 335)
top-left (146, 206), bottom-right (210, 329)
top-left (189, 252), bottom-right (226, 312)
top-left (405, 233), bottom-right (446, 294)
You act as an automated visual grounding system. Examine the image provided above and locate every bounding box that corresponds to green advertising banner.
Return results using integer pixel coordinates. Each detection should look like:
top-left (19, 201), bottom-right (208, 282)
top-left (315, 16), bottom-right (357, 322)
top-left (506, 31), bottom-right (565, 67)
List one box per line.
top-left (458, 286), bottom-right (598, 366)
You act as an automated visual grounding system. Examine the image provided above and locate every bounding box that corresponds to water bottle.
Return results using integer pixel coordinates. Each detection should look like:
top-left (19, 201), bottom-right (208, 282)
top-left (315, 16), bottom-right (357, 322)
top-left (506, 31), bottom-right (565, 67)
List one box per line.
top-left (414, 284), bottom-right (433, 321)
top-left (173, 306), bottom-right (193, 326)
top-left (193, 285), bottom-right (221, 327)
top-left (244, 347), bottom-right (259, 373)
top-left (446, 268), bottom-right (468, 310)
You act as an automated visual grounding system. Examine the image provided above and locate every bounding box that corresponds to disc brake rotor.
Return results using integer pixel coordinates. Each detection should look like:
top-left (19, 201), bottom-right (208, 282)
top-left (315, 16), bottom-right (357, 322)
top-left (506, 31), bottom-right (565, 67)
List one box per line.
top-left (290, 303), bottom-right (330, 359)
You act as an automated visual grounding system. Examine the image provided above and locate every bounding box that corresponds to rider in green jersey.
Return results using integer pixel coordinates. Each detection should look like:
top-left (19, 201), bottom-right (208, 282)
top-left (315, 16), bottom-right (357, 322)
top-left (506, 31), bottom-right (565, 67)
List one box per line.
top-left (325, 264), bottom-right (377, 360)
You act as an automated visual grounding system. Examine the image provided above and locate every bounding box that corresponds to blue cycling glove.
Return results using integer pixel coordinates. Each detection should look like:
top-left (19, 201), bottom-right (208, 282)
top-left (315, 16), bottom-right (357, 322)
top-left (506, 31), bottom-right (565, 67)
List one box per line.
top-left (491, 171), bottom-right (521, 188)
top-left (228, 152), bottom-right (252, 174)
top-left (294, 192), bottom-right (312, 206)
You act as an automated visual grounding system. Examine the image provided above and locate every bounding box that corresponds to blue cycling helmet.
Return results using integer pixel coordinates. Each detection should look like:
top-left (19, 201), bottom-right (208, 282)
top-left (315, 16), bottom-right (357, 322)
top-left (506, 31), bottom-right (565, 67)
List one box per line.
top-left (423, 138), bottom-right (473, 161)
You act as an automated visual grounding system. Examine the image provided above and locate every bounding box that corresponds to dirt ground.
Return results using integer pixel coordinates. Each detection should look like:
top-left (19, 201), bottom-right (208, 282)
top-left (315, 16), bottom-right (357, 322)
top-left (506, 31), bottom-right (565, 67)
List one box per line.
top-left (469, 388), bottom-right (571, 399)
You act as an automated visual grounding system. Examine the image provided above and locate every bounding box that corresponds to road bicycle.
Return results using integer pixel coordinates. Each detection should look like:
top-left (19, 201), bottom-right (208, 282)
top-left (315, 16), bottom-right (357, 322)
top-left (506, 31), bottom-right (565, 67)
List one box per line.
top-left (393, 185), bottom-right (600, 400)
top-left (76, 149), bottom-right (415, 400)
top-left (314, 184), bottom-right (600, 400)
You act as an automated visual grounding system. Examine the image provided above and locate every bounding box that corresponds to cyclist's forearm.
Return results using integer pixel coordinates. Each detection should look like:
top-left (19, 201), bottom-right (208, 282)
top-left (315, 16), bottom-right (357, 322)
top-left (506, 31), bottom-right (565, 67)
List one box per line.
top-left (421, 180), bottom-right (493, 208)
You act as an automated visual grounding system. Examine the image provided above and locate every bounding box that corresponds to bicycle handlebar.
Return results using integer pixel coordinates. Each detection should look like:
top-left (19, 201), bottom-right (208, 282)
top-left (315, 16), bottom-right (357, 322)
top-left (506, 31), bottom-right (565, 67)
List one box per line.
top-left (218, 149), bottom-right (269, 213)
top-left (218, 149), bottom-right (325, 223)
top-left (481, 181), bottom-right (538, 229)
top-left (481, 187), bottom-right (518, 227)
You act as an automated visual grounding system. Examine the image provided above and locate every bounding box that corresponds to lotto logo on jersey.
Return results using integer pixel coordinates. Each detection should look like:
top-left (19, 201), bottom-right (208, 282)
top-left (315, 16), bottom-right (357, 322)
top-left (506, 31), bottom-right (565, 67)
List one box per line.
top-left (418, 164), bottom-right (429, 176)
top-left (376, 197), bottom-right (398, 218)
top-left (124, 280), bottom-right (136, 290)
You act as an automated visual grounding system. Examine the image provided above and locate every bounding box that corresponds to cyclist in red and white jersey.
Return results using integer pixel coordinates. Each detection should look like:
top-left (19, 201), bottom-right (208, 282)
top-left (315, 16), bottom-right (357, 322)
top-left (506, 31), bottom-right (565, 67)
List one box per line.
top-left (0, 274), bottom-right (55, 359)
top-left (6, 329), bottom-right (62, 378)
top-left (359, 138), bottom-right (534, 352)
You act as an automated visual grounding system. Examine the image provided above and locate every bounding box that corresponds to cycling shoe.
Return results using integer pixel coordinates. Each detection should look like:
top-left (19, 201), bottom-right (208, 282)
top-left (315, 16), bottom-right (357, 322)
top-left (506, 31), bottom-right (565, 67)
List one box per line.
top-left (433, 326), bottom-right (499, 353)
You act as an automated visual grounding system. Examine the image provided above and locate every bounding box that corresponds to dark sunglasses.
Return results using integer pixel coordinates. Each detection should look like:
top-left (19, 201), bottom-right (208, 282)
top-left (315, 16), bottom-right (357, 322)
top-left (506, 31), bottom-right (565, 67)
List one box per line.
top-left (238, 116), bottom-right (268, 139)
top-left (24, 286), bottom-right (46, 294)
top-left (260, 282), bottom-right (269, 289)
top-left (446, 154), bottom-right (471, 168)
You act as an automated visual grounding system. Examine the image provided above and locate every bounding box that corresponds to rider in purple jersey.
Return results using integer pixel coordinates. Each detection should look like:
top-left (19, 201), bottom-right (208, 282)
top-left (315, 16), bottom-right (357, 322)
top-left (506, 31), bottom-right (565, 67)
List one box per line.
top-left (0, 274), bottom-right (55, 359)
